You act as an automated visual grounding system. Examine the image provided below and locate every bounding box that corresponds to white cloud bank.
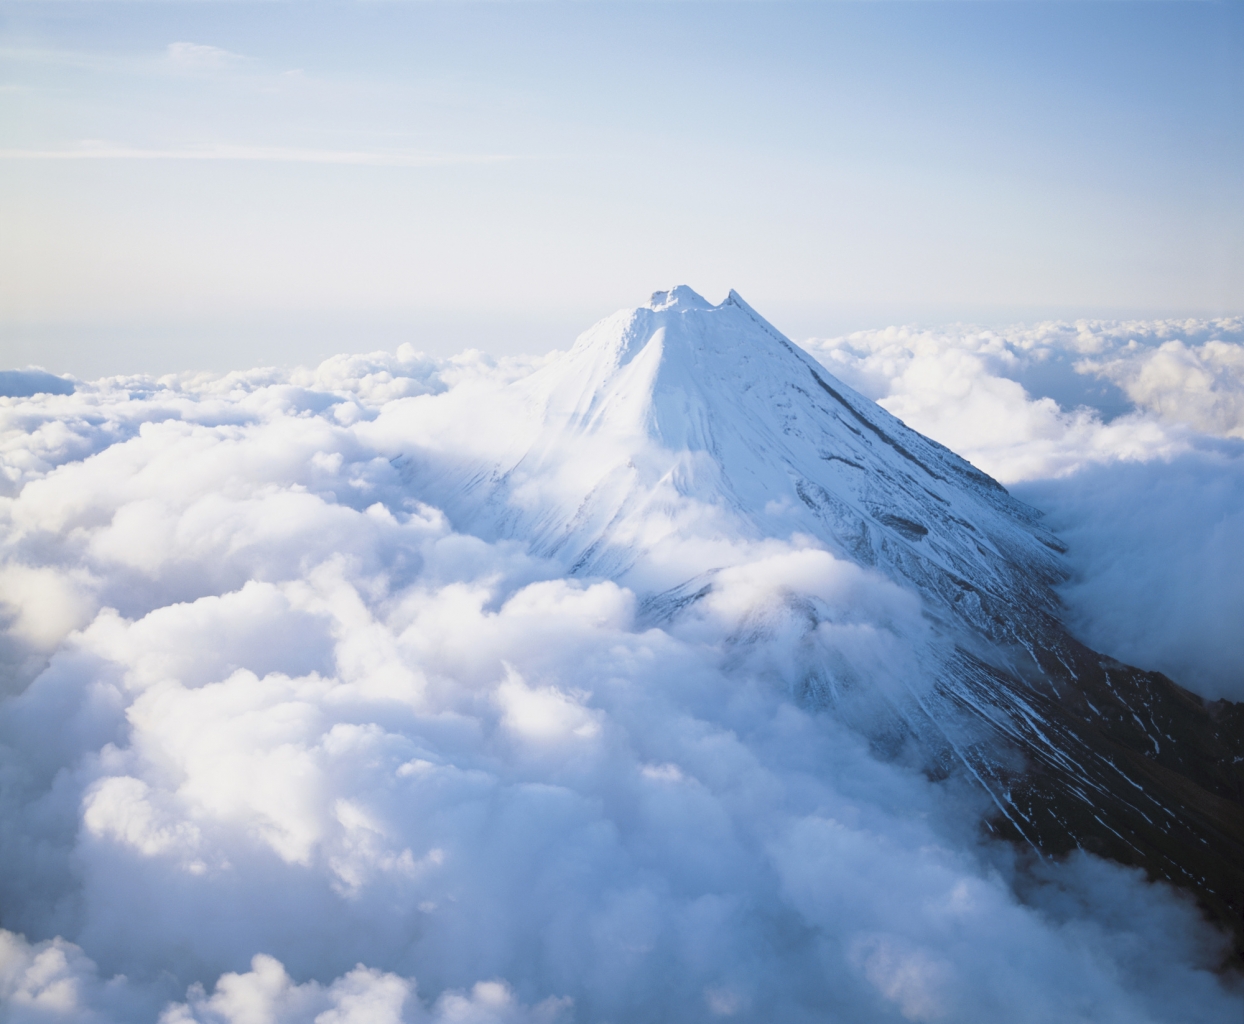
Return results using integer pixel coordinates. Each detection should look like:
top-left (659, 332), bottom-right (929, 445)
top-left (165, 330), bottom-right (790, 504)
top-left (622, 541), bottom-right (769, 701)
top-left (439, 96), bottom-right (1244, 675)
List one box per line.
top-left (0, 326), bottom-right (1241, 1023)
top-left (804, 316), bottom-right (1244, 701)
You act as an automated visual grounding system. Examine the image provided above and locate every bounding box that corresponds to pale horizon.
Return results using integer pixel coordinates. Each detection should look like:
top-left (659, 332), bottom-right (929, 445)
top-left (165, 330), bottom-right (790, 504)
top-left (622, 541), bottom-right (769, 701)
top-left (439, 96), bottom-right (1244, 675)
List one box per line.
top-left (3, 1), bottom-right (1241, 376)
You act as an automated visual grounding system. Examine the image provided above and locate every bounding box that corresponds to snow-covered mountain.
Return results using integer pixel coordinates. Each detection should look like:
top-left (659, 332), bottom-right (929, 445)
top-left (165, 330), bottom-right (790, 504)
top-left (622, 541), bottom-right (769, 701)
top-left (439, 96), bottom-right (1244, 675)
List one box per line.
top-left (406, 286), bottom-right (1244, 958)
top-left (436, 286), bottom-right (1061, 618)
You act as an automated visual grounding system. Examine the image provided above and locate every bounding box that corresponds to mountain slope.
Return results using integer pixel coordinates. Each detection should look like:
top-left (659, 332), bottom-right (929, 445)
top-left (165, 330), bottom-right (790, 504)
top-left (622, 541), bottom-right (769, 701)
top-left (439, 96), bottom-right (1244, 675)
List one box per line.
top-left (410, 287), bottom-right (1244, 960)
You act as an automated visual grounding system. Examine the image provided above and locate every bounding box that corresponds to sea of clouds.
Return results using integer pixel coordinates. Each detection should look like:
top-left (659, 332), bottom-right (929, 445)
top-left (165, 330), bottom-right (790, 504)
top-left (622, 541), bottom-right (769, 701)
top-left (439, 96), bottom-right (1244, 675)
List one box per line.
top-left (0, 316), bottom-right (1241, 1023)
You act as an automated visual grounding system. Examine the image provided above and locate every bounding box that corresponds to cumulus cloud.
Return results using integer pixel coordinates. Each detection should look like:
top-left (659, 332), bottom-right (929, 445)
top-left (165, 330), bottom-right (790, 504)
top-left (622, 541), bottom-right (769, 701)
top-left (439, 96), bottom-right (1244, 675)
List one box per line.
top-left (0, 331), bottom-right (1240, 1022)
top-left (1081, 336), bottom-right (1244, 439)
top-left (0, 370), bottom-right (75, 399)
top-left (0, 932), bottom-right (567, 1024)
top-left (802, 316), bottom-right (1244, 482)
top-left (1013, 440), bottom-right (1244, 702)
top-left (159, 955), bottom-right (571, 1024)
top-left (802, 317), bottom-right (1244, 699)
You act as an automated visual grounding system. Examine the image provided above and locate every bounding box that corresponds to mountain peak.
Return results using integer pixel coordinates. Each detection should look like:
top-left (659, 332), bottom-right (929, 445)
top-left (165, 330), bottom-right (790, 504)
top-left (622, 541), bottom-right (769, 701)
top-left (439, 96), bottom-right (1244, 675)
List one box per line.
top-left (644, 285), bottom-right (714, 312)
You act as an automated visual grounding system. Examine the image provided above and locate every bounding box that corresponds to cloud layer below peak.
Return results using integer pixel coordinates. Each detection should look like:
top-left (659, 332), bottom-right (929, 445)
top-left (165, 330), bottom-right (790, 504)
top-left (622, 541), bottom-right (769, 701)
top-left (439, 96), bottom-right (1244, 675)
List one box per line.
top-left (0, 318), bottom-right (1240, 1022)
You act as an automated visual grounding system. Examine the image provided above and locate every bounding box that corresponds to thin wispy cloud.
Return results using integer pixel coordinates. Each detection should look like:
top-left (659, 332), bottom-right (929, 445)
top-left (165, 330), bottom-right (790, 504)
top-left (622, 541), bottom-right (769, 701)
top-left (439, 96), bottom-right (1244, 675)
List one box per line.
top-left (165, 41), bottom-right (247, 72)
top-left (0, 43), bottom-right (242, 76)
top-left (0, 144), bottom-right (516, 167)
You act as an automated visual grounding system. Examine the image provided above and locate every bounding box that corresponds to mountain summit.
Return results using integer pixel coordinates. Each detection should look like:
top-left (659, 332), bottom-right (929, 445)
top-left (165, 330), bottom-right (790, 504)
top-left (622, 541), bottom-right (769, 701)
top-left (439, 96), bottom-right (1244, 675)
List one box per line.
top-left (411, 289), bottom-right (1244, 959)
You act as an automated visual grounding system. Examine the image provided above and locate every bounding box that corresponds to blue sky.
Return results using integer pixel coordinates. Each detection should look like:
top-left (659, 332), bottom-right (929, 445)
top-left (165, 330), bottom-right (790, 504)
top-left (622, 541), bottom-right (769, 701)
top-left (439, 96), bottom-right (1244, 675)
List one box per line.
top-left (1, 1), bottom-right (1241, 375)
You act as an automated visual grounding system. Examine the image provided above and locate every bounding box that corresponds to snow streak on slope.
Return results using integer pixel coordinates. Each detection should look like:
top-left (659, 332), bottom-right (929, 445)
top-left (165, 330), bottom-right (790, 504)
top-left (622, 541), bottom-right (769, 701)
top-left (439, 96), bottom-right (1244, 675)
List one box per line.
top-left (0, 294), bottom-right (1240, 1023)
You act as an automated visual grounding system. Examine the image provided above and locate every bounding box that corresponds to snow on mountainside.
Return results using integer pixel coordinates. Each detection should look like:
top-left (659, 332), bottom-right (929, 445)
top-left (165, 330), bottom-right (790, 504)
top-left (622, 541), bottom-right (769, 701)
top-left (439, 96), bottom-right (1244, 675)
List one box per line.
top-left (426, 287), bottom-right (1063, 615)
top-left (401, 287), bottom-right (1244, 959)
